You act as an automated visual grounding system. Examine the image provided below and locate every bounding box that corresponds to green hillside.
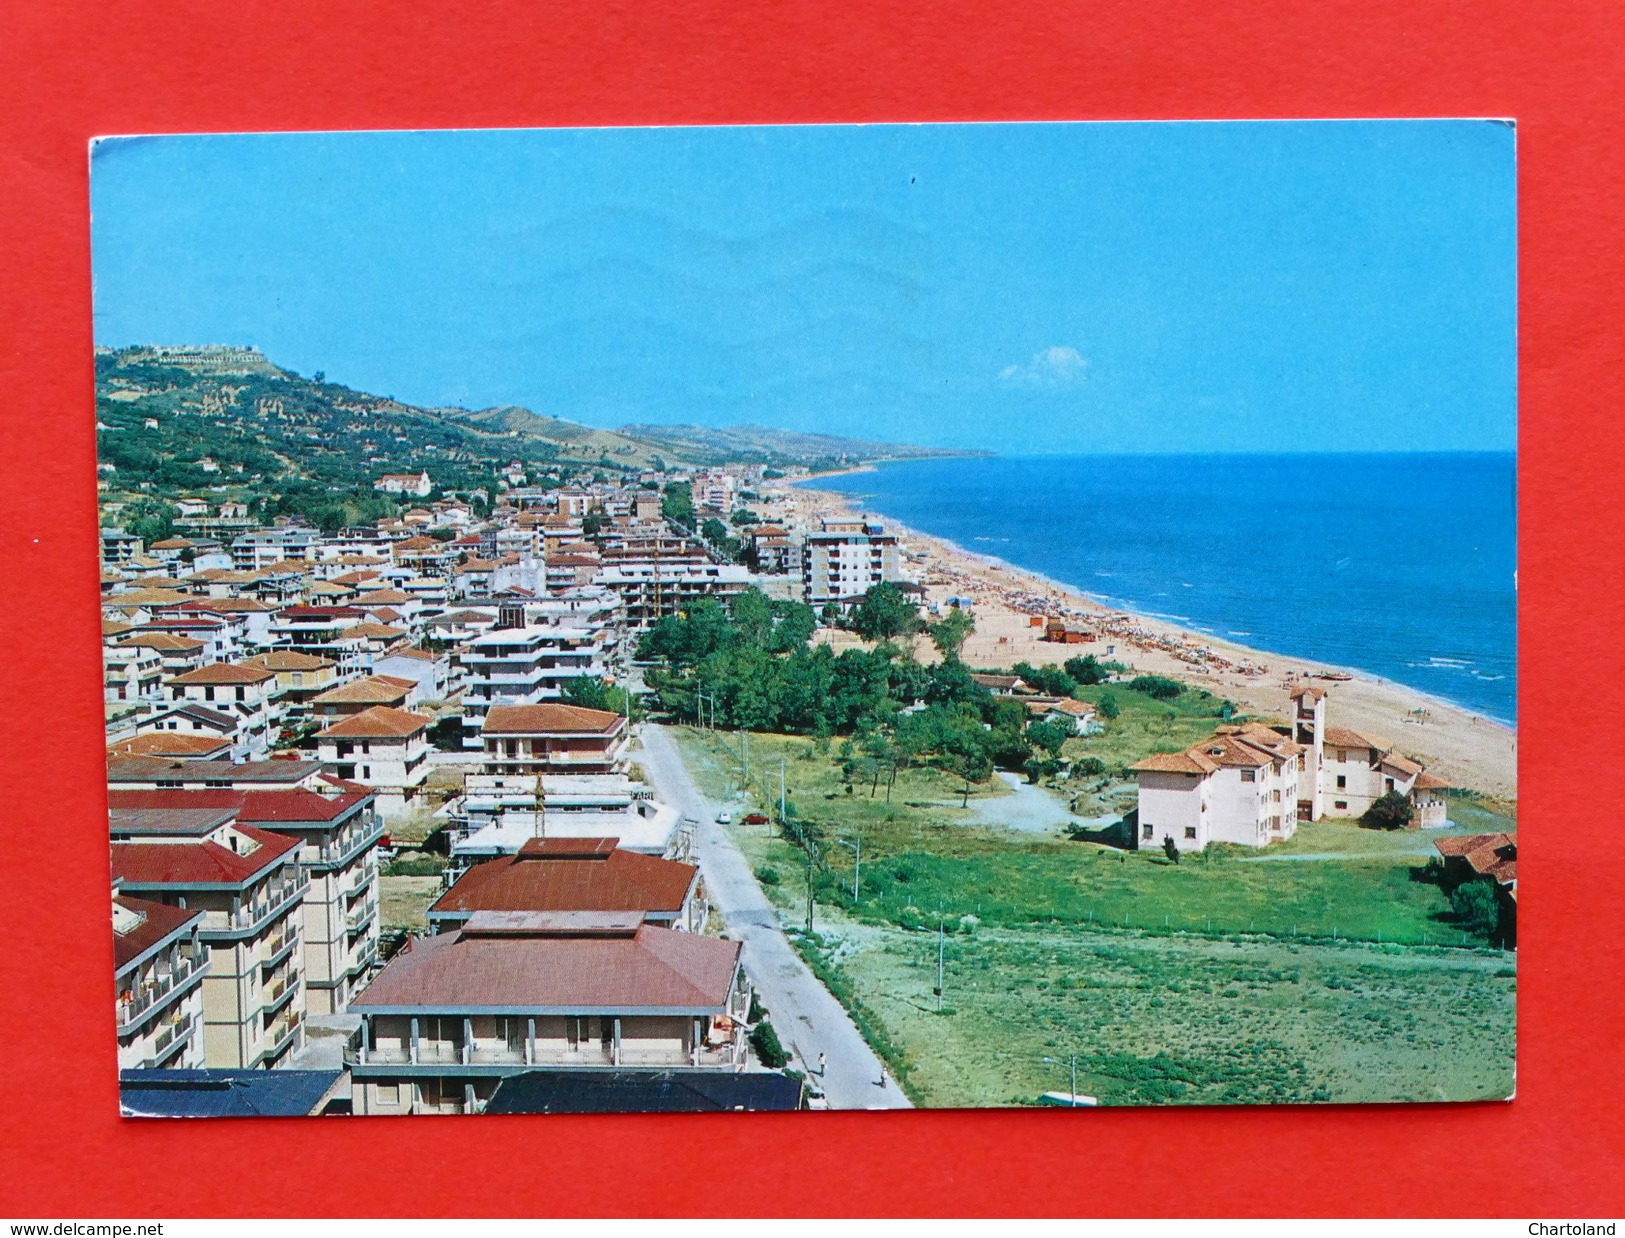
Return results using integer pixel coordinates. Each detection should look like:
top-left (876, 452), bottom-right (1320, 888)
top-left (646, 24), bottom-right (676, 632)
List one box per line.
top-left (619, 422), bottom-right (976, 468)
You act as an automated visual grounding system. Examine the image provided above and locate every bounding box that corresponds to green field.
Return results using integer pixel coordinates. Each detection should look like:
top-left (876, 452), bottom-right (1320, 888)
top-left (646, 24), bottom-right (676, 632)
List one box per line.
top-left (674, 726), bottom-right (1516, 1107)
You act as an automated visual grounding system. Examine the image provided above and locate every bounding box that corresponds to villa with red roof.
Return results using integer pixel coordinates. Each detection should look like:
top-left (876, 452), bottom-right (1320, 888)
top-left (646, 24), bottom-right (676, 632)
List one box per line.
top-left (165, 662), bottom-right (277, 759)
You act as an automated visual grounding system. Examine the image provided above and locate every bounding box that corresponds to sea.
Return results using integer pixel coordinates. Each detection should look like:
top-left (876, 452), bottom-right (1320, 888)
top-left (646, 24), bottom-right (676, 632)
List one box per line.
top-left (805, 452), bottom-right (1517, 724)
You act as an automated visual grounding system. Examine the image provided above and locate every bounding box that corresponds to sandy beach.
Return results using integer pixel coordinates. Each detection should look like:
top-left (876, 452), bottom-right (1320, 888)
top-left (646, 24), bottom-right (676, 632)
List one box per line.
top-left (772, 477), bottom-right (1517, 802)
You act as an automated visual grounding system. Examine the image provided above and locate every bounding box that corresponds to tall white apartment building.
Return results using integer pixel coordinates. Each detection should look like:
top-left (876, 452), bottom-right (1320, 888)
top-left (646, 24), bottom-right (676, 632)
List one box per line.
top-left (800, 515), bottom-right (905, 607)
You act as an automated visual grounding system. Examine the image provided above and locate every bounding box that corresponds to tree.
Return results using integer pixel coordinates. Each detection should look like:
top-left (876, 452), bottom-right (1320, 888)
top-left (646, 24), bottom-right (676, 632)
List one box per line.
top-left (1063, 654), bottom-right (1109, 685)
top-left (661, 480), bottom-right (695, 527)
top-left (1096, 691), bottom-right (1121, 721)
top-left (927, 607), bottom-right (976, 661)
top-left (1026, 719), bottom-right (1072, 757)
top-left (850, 582), bottom-right (921, 642)
top-left (1162, 835), bottom-right (1181, 865)
top-left (1361, 790), bottom-right (1414, 831)
top-left (820, 601), bottom-right (842, 625)
top-left (1450, 879), bottom-right (1500, 937)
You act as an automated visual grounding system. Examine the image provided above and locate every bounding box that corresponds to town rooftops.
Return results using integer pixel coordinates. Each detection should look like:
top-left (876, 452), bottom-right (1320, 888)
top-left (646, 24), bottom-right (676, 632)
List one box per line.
top-left (351, 922), bottom-right (741, 1013)
top-left (114, 893), bottom-right (205, 971)
top-left (430, 840), bottom-right (698, 922)
top-left (482, 703), bottom-right (625, 736)
top-left (168, 662), bottom-right (276, 686)
top-left (109, 786), bottom-right (374, 826)
top-left (111, 822), bottom-right (301, 886)
top-left (107, 757), bottom-right (324, 786)
top-left (119, 1069), bottom-right (345, 1119)
top-left (318, 705), bottom-right (430, 739)
top-left (108, 733), bottom-right (234, 761)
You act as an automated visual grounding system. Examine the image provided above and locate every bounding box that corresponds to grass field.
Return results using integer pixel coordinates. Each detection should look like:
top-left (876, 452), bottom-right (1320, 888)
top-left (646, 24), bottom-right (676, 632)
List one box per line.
top-left (675, 726), bottom-right (1516, 1107)
top-left (380, 875), bottom-right (441, 931)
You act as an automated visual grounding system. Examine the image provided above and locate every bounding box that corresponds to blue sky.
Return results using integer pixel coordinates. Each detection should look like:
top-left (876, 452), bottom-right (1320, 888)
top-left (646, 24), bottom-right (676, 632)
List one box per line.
top-left (90, 121), bottom-right (1515, 454)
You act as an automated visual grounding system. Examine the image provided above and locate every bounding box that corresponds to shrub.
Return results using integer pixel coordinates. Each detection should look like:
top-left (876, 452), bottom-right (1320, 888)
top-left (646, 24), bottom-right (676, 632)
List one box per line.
top-left (1074, 756), bottom-right (1107, 778)
top-left (1128, 674), bottom-right (1185, 700)
top-left (382, 854), bottom-right (447, 877)
top-left (1361, 790), bottom-right (1414, 831)
top-left (1451, 879), bottom-right (1500, 937)
top-left (1096, 692), bottom-right (1120, 720)
top-left (750, 1018), bottom-right (791, 1068)
top-left (754, 865), bottom-right (781, 886)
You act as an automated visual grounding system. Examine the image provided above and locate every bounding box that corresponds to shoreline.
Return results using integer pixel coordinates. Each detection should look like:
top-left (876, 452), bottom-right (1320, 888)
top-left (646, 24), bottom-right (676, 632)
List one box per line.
top-left (775, 479), bottom-right (1517, 802)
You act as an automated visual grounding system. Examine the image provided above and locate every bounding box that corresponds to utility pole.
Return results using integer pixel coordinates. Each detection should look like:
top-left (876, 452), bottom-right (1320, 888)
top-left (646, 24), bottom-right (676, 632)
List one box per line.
top-left (779, 756), bottom-right (786, 821)
top-left (936, 921), bottom-right (945, 1013)
top-left (743, 728), bottom-right (749, 784)
top-left (805, 839), bottom-right (816, 935)
top-left (834, 836), bottom-right (861, 901)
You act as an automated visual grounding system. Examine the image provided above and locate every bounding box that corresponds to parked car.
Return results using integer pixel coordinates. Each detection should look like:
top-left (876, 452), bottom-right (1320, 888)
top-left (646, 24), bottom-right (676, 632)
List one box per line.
top-left (714, 810), bottom-right (733, 824)
top-left (742, 812), bottom-right (770, 825)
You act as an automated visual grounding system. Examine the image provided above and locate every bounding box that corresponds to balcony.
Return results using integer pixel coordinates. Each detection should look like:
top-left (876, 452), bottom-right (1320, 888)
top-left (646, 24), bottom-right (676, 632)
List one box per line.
top-left (346, 899), bottom-right (378, 934)
top-left (116, 950), bottom-right (207, 1035)
top-left (149, 1011), bottom-right (197, 1065)
top-left (264, 1013), bottom-right (301, 1058)
top-left (264, 967), bottom-right (302, 1014)
top-left (344, 860), bottom-right (378, 898)
top-left (260, 928), bottom-right (299, 971)
top-left (201, 871), bottom-right (310, 941)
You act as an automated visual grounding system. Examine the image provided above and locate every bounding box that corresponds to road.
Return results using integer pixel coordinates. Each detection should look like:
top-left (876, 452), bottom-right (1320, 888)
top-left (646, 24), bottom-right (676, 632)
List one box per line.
top-left (635, 723), bottom-right (912, 1110)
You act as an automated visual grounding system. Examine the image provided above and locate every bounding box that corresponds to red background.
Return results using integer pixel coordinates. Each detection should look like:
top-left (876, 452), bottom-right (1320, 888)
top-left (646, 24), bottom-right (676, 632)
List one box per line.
top-left (3, 0), bottom-right (1622, 1217)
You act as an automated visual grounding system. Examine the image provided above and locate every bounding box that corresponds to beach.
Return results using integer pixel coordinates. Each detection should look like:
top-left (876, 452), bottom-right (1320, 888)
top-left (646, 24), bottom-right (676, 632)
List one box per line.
top-left (774, 475), bottom-right (1517, 802)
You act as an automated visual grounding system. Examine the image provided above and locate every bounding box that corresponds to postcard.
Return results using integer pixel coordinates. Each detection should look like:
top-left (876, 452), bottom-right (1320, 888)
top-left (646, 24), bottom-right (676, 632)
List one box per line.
top-left (93, 120), bottom-right (1515, 1116)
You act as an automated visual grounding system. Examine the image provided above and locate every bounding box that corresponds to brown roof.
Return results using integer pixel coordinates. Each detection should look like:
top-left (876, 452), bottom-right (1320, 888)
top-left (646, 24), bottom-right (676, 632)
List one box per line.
top-left (119, 632), bottom-right (205, 652)
top-left (355, 588), bottom-right (413, 604)
top-left (345, 621), bottom-right (408, 639)
top-left (109, 587), bottom-right (193, 607)
top-left (109, 786), bottom-right (374, 825)
top-left (483, 703), bottom-right (625, 736)
top-left (1414, 770), bottom-right (1451, 790)
top-left (1131, 750), bottom-right (1219, 775)
top-left (318, 705), bottom-right (430, 738)
top-left (392, 537), bottom-right (441, 552)
top-left (239, 650), bottom-right (333, 672)
top-left (176, 597), bottom-right (276, 613)
top-left (1288, 685), bottom-right (1326, 701)
top-left (381, 648), bottom-right (438, 663)
top-left (1381, 752), bottom-right (1425, 778)
top-left (351, 922), bottom-right (739, 1012)
top-left (1434, 832), bottom-right (1514, 858)
top-left (113, 894), bottom-right (204, 971)
top-left (169, 662), bottom-right (275, 686)
top-left (102, 620), bottom-right (135, 637)
top-left (1324, 726), bottom-right (1386, 752)
top-left (311, 675), bottom-right (412, 705)
top-left (108, 733), bottom-right (233, 760)
top-left (431, 840), bottom-right (698, 920)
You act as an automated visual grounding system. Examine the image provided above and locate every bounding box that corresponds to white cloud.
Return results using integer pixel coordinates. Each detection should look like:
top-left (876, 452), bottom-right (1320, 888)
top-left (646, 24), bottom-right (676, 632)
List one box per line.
top-left (998, 345), bottom-right (1088, 389)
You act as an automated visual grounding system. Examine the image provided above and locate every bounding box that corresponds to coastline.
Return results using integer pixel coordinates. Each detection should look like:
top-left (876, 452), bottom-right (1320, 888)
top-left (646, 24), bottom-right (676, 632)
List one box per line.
top-left (776, 479), bottom-right (1517, 802)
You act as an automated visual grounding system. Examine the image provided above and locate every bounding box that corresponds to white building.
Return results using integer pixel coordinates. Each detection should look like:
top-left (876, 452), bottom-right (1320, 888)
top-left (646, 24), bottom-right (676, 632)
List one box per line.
top-left (454, 622), bottom-right (614, 743)
top-left (1288, 686), bottom-right (1450, 826)
top-left (800, 515), bottom-right (905, 607)
top-left (1131, 723), bottom-right (1303, 851)
top-left (316, 706), bottom-right (432, 819)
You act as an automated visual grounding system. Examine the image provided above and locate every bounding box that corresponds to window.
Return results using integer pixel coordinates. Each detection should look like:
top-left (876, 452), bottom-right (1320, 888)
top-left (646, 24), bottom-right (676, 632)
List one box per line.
top-left (1336, 775), bottom-right (1347, 789)
top-left (1385, 777), bottom-right (1395, 792)
top-left (376, 1083), bottom-right (400, 1106)
top-left (1142, 824), bottom-right (1154, 841)
top-left (1184, 827), bottom-right (1197, 840)
top-left (1335, 800), bottom-right (1348, 810)
top-left (1337, 750), bottom-right (1347, 762)
top-left (1240, 769), bottom-right (1255, 782)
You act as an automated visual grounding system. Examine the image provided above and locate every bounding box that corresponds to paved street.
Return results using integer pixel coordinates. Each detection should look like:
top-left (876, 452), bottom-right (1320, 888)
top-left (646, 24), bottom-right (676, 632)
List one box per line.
top-left (635, 724), bottom-right (911, 1110)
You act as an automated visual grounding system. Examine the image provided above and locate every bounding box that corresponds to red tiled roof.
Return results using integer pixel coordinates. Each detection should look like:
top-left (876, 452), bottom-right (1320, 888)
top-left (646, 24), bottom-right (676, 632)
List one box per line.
top-left (318, 705), bottom-right (430, 738)
top-left (351, 923), bottom-right (739, 1012)
top-left (311, 675), bottom-right (413, 705)
top-left (431, 841), bottom-right (697, 919)
top-left (1131, 750), bottom-right (1219, 775)
top-left (108, 733), bottom-right (233, 760)
top-left (483, 703), bottom-right (625, 736)
top-left (1324, 726), bottom-right (1387, 752)
top-left (1434, 831), bottom-right (1514, 858)
top-left (239, 650), bottom-right (333, 672)
top-left (111, 823), bottom-right (301, 886)
top-left (118, 632), bottom-right (205, 652)
top-left (169, 662), bottom-right (275, 685)
top-left (113, 894), bottom-right (204, 971)
top-left (109, 786), bottom-right (372, 824)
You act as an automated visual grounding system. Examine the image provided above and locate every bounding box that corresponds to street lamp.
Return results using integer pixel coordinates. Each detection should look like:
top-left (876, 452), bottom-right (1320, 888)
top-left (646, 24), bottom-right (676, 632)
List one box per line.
top-left (1042, 1054), bottom-right (1080, 1106)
